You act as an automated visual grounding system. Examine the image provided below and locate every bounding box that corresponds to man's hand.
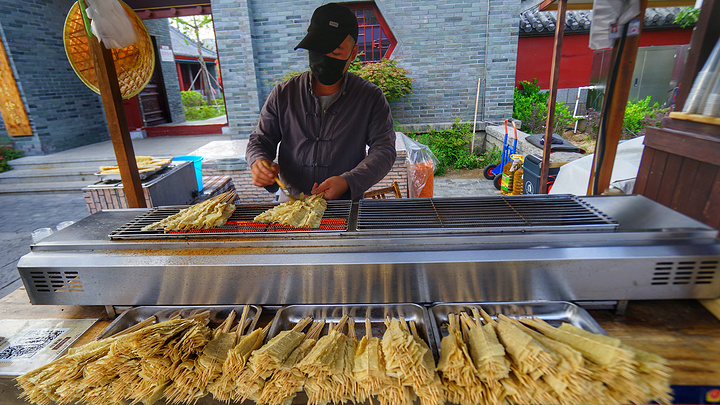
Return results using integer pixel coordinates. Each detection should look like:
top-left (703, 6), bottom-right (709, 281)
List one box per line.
top-left (312, 176), bottom-right (348, 200)
top-left (251, 159), bottom-right (279, 187)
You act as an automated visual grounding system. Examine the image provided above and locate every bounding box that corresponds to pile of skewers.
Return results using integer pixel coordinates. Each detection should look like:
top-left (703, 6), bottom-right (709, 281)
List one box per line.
top-left (16, 307), bottom-right (672, 405)
top-left (435, 308), bottom-right (672, 405)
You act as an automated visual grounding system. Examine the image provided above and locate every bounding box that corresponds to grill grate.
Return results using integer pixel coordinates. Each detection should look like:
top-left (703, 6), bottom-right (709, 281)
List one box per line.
top-left (109, 200), bottom-right (352, 240)
top-left (356, 195), bottom-right (617, 232)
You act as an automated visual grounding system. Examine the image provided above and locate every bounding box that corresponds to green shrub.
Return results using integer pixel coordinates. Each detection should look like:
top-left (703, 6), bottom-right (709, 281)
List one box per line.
top-left (270, 56), bottom-right (412, 103)
top-left (622, 96), bottom-right (670, 138)
top-left (184, 104), bottom-right (226, 121)
top-left (181, 91), bottom-right (204, 107)
top-left (675, 7), bottom-right (699, 28)
top-left (408, 120), bottom-right (498, 176)
top-left (584, 97), bottom-right (670, 140)
top-left (513, 79), bottom-right (578, 135)
top-left (0, 138), bottom-right (23, 173)
top-left (181, 90), bottom-right (226, 120)
top-left (353, 58), bottom-right (413, 103)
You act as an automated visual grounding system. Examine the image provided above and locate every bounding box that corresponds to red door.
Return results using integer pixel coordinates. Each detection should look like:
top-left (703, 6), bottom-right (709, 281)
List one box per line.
top-left (123, 97), bottom-right (144, 130)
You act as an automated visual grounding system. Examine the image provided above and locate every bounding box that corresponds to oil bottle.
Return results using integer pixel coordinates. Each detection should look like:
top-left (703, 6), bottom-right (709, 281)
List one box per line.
top-left (512, 159), bottom-right (524, 195)
top-left (501, 154), bottom-right (523, 195)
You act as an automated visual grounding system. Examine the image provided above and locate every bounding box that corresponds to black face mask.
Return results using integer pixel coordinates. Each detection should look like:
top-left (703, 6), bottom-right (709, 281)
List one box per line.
top-left (309, 50), bottom-right (350, 86)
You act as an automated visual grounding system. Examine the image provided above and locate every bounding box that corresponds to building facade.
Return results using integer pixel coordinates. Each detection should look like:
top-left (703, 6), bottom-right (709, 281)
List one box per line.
top-left (211, 0), bottom-right (519, 138)
top-left (0, 0), bottom-right (109, 155)
top-left (1, 0), bottom-right (520, 153)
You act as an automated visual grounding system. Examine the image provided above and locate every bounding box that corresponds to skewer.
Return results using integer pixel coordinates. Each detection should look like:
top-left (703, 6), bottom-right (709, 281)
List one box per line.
top-left (107, 314), bottom-right (156, 338)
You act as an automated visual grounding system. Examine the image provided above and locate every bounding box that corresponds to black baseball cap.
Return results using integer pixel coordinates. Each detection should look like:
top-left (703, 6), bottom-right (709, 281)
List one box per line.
top-left (295, 3), bottom-right (358, 54)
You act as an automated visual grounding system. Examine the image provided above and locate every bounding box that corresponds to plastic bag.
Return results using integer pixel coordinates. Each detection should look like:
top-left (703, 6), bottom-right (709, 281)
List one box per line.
top-left (399, 132), bottom-right (439, 198)
top-left (589, 0), bottom-right (640, 50)
top-left (85, 0), bottom-right (139, 49)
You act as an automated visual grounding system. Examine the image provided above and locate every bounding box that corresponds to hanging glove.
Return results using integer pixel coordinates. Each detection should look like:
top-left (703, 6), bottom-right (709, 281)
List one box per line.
top-left (84, 0), bottom-right (138, 49)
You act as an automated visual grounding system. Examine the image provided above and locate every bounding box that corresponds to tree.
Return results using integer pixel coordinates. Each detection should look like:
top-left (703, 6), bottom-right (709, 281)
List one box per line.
top-left (171, 16), bottom-right (218, 105)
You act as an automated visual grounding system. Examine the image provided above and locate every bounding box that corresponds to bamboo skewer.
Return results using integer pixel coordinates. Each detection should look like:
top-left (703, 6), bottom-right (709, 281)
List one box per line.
top-left (164, 310), bottom-right (238, 404)
top-left (235, 318), bottom-right (313, 403)
top-left (17, 306), bottom-right (673, 405)
top-left (258, 320), bottom-right (326, 405)
top-left (142, 191), bottom-right (237, 232)
top-left (208, 321), bottom-right (271, 402)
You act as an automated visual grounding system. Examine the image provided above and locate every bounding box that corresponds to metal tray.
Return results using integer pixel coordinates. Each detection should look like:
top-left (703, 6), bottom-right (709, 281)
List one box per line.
top-left (269, 304), bottom-right (438, 360)
top-left (98, 305), bottom-right (261, 340)
top-left (429, 301), bottom-right (605, 350)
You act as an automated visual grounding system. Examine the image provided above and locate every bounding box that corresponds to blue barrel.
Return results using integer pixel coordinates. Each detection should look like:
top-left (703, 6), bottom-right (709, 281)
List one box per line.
top-left (172, 155), bottom-right (204, 191)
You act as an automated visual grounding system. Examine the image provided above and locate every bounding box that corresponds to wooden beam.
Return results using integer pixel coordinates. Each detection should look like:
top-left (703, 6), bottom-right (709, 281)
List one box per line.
top-left (587, 0), bottom-right (649, 195)
top-left (86, 35), bottom-right (147, 208)
top-left (539, 0), bottom-right (567, 194)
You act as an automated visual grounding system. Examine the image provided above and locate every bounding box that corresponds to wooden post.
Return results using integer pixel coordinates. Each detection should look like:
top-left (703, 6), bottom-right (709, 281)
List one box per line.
top-left (673, 0), bottom-right (720, 112)
top-left (586, 0), bottom-right (648, 195)
top-left (86, 35), bottom-right (147, 208)
top-left (539, 0), bottom-right (567, 194)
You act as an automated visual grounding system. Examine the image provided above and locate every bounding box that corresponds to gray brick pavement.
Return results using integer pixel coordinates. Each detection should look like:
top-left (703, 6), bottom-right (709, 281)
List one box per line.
top-left (0, 192), bottom-right (90, 299)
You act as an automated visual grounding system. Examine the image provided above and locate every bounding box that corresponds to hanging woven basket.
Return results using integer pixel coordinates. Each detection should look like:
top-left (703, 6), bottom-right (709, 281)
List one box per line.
top-left (63, 0), bottom-right (155, 99)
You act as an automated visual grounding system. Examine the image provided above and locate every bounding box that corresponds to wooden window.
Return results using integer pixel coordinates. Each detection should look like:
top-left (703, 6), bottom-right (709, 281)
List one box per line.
top-left (347, 3), bottom-right (396, 62)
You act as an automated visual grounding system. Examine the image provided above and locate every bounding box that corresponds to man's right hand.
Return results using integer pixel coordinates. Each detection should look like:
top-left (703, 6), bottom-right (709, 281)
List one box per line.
top-left (251, 159), bottom-right (279, 187)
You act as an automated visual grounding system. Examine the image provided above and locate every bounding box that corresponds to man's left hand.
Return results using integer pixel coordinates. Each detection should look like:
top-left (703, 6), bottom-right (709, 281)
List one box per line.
top-left (312, 176), bottom-right (348, 200)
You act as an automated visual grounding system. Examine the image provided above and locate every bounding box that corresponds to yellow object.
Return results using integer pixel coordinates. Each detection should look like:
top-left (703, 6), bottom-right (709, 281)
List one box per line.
top-left (513, 166), bottom-right (524, 195)
top-left (254, 194), bottom-right (327, 229)
top-left (0, 37), bottom-right (32, 136)
top-left (63, 1), bottom-right (154, 99)
top-left (501, 154), bottom-right (523, 195)
top-left (98, 156), bottom-right (172, 174)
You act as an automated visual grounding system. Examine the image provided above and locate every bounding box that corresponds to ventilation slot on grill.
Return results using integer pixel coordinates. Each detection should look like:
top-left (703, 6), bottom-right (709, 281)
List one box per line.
top-left (651, 261), bottom-right (718, 285)
top-left (29, 271), bottom-right (83, 293)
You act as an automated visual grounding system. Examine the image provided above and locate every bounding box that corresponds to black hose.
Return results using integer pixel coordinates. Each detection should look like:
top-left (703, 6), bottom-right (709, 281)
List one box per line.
top-left (593, 23), bottom-right (628, 195)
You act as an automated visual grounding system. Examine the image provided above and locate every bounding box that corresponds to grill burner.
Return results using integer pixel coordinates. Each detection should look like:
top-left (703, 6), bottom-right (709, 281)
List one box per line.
top-left (356, 195), bottom-right (617, 232)
top-left (109, 200), bottom-right (353, 239)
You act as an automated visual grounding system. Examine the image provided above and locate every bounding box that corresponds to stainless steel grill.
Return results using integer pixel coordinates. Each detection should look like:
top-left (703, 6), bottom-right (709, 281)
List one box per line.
top-left (356, 195), bottom-right (617, 232)
top-left (109, 200), bottom-right (353, 240)
top-left (16, 195), bottom-right (720, 306)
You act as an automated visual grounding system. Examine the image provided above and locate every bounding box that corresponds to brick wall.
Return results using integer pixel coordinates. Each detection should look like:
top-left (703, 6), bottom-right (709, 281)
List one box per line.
top-left (212, 0), bottom-right (519, 138)
top-left (384, 0), bottom-right (519, 127)
top-left (210, 0), bottom-right (262, 137)
top-left (0, 0), bottom-right (109, 156)
top-left (143, 19), bottom-right (185, 125)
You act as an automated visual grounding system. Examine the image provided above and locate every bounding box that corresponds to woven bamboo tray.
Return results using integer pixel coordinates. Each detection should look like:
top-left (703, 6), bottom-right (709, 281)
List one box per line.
top-left (63, 0), bottom-right (155, 99)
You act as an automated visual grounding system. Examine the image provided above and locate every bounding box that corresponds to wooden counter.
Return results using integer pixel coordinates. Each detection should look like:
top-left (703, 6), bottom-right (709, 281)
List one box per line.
top-left (2, 288), bottom-right (719, 402)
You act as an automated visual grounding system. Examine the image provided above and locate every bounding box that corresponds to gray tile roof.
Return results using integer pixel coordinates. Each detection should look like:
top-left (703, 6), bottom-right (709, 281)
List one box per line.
top-left (169, 25), bottom-right (217, 60)
top-left (519, 7), bottom-right (689, 35)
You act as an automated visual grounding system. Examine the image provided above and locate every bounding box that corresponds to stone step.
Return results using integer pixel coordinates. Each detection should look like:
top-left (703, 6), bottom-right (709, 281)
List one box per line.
top-left (7, 156), bottom-right (117, 170)
top-left (0, 167), bottom-right (99, 184)
top-left (0, 181), bottom-right (91, 194)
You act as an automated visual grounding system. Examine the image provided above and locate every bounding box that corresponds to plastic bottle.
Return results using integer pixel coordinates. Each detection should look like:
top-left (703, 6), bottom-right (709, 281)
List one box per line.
top-left (513, 165), bottom-right (524, 195)
top-left (501, 154), bottom-right (523, 195)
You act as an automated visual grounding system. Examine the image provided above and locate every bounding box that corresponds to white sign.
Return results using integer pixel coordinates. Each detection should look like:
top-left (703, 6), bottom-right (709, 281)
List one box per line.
top-left (159, 45), bottom-right (174, 62)
top-left (627, 19), bottom-right (641, 37)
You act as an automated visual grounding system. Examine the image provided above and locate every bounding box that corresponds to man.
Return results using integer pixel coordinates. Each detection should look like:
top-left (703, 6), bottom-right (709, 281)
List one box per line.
top-left (246, 2), bottom-right (396, 201)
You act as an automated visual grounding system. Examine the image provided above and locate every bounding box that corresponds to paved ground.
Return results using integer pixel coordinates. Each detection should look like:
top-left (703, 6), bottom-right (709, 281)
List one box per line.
top-left (0, 134), bottom-right (499, 299)
top-left (0, 193), bottom-right (90, 298)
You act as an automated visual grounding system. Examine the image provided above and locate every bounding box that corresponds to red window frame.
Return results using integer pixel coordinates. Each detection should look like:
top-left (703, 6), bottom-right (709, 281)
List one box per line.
top-left (346, 3), bottom-right (396, 62)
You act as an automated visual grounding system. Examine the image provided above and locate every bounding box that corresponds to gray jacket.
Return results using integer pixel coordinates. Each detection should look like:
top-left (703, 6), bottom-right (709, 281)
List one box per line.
top-left (246, 71), bottom-right (396, 200)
